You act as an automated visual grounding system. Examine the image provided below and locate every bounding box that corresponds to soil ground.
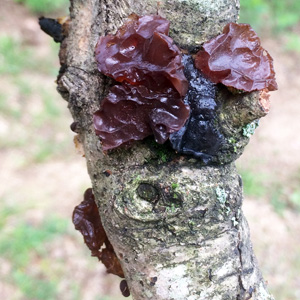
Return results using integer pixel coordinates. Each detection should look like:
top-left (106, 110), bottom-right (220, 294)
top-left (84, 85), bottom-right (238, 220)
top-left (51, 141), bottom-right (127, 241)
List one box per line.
top-left (0, 1), bottom-right (299, 299)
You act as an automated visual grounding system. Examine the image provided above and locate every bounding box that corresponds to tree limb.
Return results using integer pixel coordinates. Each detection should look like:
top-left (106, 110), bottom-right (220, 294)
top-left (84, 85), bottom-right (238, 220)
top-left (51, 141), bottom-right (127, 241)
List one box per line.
top-left (56, 0), bottom-right (275, 299)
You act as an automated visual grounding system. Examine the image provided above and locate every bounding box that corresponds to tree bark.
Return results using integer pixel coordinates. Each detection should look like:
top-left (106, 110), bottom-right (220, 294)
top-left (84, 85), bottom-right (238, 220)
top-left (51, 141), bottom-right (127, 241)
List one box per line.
top-left (57, 0), bottom-right (275, 299)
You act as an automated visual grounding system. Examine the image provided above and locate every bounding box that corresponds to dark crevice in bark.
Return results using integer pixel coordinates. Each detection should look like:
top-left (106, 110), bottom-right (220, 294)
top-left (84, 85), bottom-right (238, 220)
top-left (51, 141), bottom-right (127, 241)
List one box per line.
top-left (103, 0), bottom-right (110, 35)
top-left (68, 65), bottom-right (99, 76)
top-left (237, 232), bottom-right (247, 299)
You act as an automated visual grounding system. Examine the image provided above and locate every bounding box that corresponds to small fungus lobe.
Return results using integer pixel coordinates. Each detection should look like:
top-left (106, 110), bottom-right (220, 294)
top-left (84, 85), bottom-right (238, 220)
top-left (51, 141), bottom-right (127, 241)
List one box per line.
top-left (94, 84), bottom-right (189, 150)
top-left (150, 276), bottom-right (158, 286)
top-left (72, 188), bottom-right (106, 253)
top-left (95, 14), bottom-right (188, 95)
top-left (70, 121), bottom-right (80, 133)
top-left (72, 188), bottom-right (124, 278)
top-left (39, 17), bottom-right (64, 43)
top-left (120, 280), bottom-right (130, 297)
top-left (195, 23), bottom-right (278, 92)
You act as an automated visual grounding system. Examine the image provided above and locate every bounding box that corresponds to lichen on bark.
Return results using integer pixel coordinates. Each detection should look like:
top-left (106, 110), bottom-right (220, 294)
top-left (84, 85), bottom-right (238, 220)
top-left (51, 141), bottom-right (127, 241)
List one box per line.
top-left (55, 0), bottom-right (275, 299)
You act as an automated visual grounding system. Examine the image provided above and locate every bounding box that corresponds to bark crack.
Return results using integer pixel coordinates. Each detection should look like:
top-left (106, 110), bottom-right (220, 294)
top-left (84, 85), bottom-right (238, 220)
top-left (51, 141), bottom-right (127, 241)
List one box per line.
top-left (237, 231), bottom-right (247, 299)
top-left (103, 0), bottom-right (110, 35)
top-left (68, 65), bottom-right (98, 76)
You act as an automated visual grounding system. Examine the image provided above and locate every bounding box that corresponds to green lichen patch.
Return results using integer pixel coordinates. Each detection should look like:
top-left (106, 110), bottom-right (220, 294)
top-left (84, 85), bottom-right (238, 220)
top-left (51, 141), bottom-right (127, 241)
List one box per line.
top-left (215, 187), bottom-right (231, 216)
top-left (242, 120), bottom-right (259, 137)
top-left (216, 187), bottom-right (227, 207)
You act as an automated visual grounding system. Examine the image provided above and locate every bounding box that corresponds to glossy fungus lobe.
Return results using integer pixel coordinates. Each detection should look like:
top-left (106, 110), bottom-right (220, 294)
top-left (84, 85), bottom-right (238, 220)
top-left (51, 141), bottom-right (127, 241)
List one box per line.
top-left (195, 23), bottom-right (278, 92)
top-left (95, 14), bottom-right (188, 96)
top-left (170, 55), bottom-right (226, 164)
top-left (70, 121), bottom-right (80, 133)
top-left (72, 189), bottom-right (124, 278)
top-left (101, 241), bottom-right (125, 278)
top-left (94, 84), bottom-right (190, 150)
top-left (72, 188), bottom-right (106, 253)
top-left (120, 280), bottom-right (130, 297)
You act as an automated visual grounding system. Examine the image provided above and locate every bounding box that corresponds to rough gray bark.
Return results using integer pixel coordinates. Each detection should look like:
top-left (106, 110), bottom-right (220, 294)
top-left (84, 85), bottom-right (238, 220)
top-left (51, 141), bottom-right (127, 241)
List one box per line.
top-left (57, 0), bottom-right (275, 299)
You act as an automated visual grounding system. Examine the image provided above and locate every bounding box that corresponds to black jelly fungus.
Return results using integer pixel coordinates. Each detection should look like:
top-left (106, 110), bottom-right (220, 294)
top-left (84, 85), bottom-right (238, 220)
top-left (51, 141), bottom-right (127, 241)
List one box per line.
top-left (39, 17), bottom-right (64, 43)
top-left (170, 55), bottom-right (226, 164)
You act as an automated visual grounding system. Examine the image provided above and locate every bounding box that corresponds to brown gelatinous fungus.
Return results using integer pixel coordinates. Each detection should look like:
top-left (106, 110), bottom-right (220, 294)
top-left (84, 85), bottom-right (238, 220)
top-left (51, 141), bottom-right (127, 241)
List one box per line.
top-left (120, 280), bottom-right (131, 297)
top-left (195, 23), bottom-right (278, 92)
top-left (94, 14), bottom-right (190, 150)
top-left (72, 188), bottom-right (124, 278)
top-left (70, 121), bottom-right (80, 133)
top-left (101, 240), bottom-right (125, 278)
top-left (150, 276), bottom-right (158, 286)
top-left (72, 188), bottom-right (106, 253)
top-left (95, 14), bottom-right (188, 96)
top-left (94, 84), bottom-right (190, 150)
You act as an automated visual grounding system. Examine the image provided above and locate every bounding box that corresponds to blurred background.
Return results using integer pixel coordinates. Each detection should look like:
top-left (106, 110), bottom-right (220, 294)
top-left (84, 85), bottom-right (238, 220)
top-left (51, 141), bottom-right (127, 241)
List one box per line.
top-left (0, 0), bottom-right (299, 299)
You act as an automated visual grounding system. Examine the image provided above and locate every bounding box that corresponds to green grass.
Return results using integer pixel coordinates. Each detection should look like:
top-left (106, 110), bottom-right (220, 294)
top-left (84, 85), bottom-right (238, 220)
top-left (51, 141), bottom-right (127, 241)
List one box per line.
top-left (0, 215), bottom-right (68, 267)
top-left (0, 35), bottom-right (72, 164)
top-left (289, 189), bottom-right (300, 211)
top-left (0, 81), bottom-right (71, 164)
top-left (0, 203), bottom-right (68, 300)
top-left (0, 205), bottom-right (21, 229)
top-left (0, 35), bottom-right (32, 75)
top-left (240, 0), bottom-right (300, 33)
top-left (0, 35), bottom-right (60, 76)
top-left (14, 0), bottom-right (68, 14)
top-left (0, 92), bottom-right (22, 120)
top-left (32, 137), bottom-right (70, 163)
top-left (13, 270), bottom-right (58, 300)
top-left (270, 187), bottom-right (287, 215)
top-left (239, 0), bottom-right (270, 33)
top-left (240, 0), bottom-right (300, 52)
top-left (239, 167), bottom-right (300, 215)
top-left (239, 169), bottom-right (267, 198)
top-left (284, 33), bottom-right (300, 52)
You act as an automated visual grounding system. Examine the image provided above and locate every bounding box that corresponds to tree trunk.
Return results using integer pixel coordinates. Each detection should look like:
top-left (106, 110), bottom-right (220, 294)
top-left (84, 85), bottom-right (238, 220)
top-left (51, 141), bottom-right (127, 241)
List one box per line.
top-left (56, 0), bottom-right (275, 299)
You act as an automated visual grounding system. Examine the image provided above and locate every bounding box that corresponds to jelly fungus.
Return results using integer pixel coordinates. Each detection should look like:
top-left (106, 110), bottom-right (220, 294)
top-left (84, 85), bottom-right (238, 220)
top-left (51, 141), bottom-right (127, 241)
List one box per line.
top-left (70, 121), bottom-right (80, 133)
top-left (94, 84), bottom-right (190, 150)
top-left (72, 188), bottom-right (124, 278)
top-left (72, 188), bottom-right (106, 253)
top-left (120, 280), bottom-right (130, 297)
top-left (100, 241), bottom-right (125, 278)
top-left (94, 14), bottom-right (189, 150)
top-left (95, 14), bottom-right (188, 96)
top-left (195, 23), bottom-right (278, 92)
top-left (39, 17), bottom-right (64, 43)
top-left (170, 55), bottom-right (226, 163)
